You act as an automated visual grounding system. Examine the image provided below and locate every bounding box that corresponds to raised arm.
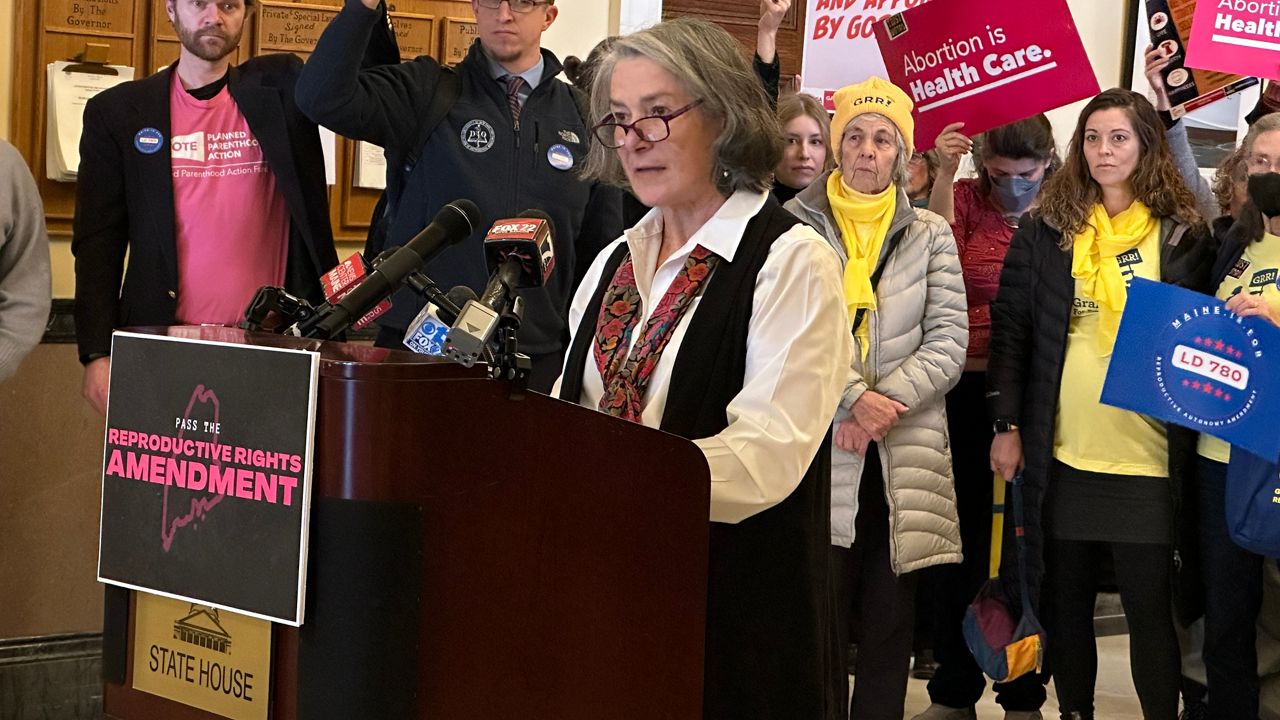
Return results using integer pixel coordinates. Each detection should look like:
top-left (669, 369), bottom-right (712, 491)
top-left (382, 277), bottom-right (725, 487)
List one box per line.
top-left (928, 122), bottom-right (971, 224)
top-left (1145, 44), bottom-right (1217, 220)
top-left (753, 0), bottom-right (789, 108)
top-left (295, 0), bottom-right (444, 150)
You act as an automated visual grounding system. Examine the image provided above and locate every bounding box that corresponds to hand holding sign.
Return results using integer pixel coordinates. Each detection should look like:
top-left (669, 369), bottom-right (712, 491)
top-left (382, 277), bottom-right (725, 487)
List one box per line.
top-left (933, 121), bottom-right (971, 176)
top-left (1144, 44), bottom-right (1174, 112)
top-left (1226, 289), bottom-right (1280, 326)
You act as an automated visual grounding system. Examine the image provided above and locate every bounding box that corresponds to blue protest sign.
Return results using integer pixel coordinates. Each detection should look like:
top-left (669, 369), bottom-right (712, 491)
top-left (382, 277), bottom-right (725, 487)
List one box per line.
top-left (1102, 278), bottom-right (1280, 462)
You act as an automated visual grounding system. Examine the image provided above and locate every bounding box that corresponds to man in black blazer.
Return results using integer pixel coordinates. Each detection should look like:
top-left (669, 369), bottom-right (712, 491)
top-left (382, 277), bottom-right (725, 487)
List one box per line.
top-left (73, 0), bottom-right (338, 414)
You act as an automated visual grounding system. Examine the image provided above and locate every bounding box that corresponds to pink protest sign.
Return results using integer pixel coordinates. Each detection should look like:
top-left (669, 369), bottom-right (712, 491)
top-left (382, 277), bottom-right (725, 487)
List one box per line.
top-left (1185, 0), bottom-right (1280, 81)
top-left (873, 0), bottom-right (1099, 151)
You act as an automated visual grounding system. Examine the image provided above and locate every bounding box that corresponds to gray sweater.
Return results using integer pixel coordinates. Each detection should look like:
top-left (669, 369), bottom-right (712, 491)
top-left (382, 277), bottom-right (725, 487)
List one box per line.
top-left (0, 140), bottom-right (51, 381)
top-left (1166, 120), bottom-right (1219, 222)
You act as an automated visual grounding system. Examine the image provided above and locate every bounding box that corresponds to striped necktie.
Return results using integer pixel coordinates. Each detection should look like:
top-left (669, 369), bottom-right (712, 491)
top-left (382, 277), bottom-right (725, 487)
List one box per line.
top-left (504, 75), bottom-right (527, 127)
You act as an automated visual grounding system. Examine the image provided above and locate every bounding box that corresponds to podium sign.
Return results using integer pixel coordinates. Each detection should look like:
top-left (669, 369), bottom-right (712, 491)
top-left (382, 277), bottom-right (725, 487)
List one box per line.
top-left (131, 592), bottom-right (272, 720)
top-left (97, 332), bottom-right (319, 625)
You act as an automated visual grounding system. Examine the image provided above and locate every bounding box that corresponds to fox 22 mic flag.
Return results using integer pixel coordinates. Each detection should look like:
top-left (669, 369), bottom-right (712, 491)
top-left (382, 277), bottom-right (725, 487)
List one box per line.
top-left (1102, 278), bottom-right (1280, 461)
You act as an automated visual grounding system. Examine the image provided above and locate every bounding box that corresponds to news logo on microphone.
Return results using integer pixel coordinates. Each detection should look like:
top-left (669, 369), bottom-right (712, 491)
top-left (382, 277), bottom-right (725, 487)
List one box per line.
top-left (483, 215), bottom-right (555, 287)
top-left (320, 254), bottom-right (391, 331)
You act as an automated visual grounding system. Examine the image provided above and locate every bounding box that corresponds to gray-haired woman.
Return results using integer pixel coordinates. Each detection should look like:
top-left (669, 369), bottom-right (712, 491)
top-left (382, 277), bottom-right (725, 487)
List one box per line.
top-left (785, 76), bottom-right (967, 720)
top-left (553, 17), bottom-right (852, 720)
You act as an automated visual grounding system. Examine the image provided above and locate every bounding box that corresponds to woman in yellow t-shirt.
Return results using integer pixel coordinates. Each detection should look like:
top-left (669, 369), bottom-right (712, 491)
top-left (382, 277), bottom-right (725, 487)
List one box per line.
top-left (986, 89), bottom-right (1214, 720)
top-left (1194, 112), bottom-right (1280, 720)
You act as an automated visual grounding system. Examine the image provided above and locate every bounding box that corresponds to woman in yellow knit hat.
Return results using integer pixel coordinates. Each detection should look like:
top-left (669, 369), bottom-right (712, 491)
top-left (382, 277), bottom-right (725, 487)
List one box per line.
top-left (986, 88), bottom-right (1214, 720)
top-left (785, 76), bottom-right (968, 720)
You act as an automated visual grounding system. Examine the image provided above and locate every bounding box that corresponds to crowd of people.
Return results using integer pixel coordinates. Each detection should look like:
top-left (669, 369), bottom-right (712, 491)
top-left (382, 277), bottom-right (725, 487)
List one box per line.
top-left (19, 0), bottom-right (1273, 718)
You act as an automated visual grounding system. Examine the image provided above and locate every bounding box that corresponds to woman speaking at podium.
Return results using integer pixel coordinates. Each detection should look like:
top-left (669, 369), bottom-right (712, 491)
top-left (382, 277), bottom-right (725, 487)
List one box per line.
top-left (553, 17), bottom-right (853, 720)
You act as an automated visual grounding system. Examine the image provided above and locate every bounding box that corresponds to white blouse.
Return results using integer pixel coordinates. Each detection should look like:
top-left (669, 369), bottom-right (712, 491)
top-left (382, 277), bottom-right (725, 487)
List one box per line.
top-left (553, 190), bottom-right (854, 524)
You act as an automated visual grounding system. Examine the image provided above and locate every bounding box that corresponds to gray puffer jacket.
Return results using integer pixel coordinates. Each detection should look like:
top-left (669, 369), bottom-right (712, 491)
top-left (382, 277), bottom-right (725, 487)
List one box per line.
top-left (786, 173), bottom-right (968, 574)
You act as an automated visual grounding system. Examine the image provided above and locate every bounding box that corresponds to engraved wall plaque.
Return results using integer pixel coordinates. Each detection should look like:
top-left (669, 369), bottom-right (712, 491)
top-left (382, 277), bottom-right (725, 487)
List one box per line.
top-left (441, 17), bottom-right (476, 65)
top-left (256, 2), bottom-right (338, 55)
top-left (44, 0), bottom-right (136, 35)
top-left (390, 12), bottom-right (434, 60)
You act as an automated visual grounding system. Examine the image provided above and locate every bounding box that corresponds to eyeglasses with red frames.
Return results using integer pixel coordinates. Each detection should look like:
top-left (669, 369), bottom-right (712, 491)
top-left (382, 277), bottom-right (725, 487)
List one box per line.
top-left (591, 99), bottom-right (704, 149)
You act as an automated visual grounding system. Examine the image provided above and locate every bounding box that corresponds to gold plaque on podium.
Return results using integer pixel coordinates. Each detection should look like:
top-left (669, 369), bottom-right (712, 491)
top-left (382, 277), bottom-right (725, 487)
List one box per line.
top-left (132, 592), bottom-right (272, 720)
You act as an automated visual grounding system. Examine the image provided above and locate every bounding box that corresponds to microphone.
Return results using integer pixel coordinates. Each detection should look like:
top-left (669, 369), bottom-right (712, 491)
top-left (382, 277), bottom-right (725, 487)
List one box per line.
top-left (403, 286), bottom-right (478, 356)
top-left (481, 210), bottom-right (556, 288)
top-left (446, 212), bottom-right (556, 366)
top-left (319, 253), bottom-right (390, 331)
top-left (293, 199), bottom-right (480, 339)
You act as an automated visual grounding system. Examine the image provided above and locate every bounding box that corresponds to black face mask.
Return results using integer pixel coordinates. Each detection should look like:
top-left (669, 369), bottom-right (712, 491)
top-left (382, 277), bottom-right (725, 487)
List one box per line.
top-left (1247, 172), bottom-right (1280, 217)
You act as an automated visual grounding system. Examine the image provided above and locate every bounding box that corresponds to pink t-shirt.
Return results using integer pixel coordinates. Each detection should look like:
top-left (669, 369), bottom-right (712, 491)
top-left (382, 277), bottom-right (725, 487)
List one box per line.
top-left (169, 73), bottom-right (290, 325)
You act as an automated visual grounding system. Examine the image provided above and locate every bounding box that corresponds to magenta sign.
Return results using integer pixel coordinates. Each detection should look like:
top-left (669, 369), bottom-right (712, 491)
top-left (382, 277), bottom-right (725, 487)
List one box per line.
top-left (874, 0), bottom-right (1100, 151)
top-left (1185, 0), bottom-right (1280, 81)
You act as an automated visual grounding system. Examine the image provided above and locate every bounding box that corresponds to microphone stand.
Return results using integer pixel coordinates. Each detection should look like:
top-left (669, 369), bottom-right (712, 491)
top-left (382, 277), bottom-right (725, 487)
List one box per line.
top-left (491, 296), bottom-right (531, 399)
top-left (241, 272), bottom-right (526, 396)
top-left (240, 287), bottom-right (318, 332)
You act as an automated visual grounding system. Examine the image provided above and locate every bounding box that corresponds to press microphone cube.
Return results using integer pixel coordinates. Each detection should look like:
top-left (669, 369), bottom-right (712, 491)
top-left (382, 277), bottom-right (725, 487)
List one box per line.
top-left (321, 253), bottom-right (391, 330)
top-left (446, 301), bottom-right (500, 367)
top-left (483, 216), bottom-right (555, 288)
top-left (402, 303), bottom-right (451, 356)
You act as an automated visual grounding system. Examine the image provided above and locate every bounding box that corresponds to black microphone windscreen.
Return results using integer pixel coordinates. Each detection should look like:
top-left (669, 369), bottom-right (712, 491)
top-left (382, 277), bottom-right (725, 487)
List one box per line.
top-left (442, 199), bottom-right (481, 237)
top-left (517, 208), bottom-right (555, 240)
top-left (445, 285), bottom-right (479, 307)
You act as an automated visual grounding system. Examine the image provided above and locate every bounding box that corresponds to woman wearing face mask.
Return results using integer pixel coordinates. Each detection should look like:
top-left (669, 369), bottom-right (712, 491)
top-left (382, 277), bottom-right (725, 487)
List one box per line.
top-left (1193, 112), bottom-right (1280, 720)
top-left (773, 91), bottom-right (834, 203)
top-left (911, 115), bottom-right (1058, 720)
top-left (986, 89), bottom-right (1214, 720)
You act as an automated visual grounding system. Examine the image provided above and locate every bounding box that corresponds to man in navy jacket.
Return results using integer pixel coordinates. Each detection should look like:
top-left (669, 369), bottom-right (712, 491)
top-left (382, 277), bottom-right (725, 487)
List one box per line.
top-left (297, 0), bottom-right (622, 391)
top-left (73, 0), bottom-right (338, 414)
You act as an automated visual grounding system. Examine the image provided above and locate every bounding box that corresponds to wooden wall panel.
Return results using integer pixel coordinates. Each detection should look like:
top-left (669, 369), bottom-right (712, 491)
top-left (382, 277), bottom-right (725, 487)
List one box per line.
top-left (662, 0), bottom-right (805, 86)
top-left (10, 0), bottom-right (473, 244)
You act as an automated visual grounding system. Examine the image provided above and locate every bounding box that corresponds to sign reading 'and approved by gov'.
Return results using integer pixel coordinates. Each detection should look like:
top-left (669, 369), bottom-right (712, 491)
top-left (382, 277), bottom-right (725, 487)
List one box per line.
top-left (1102, 278), bottom-right (1280, 462)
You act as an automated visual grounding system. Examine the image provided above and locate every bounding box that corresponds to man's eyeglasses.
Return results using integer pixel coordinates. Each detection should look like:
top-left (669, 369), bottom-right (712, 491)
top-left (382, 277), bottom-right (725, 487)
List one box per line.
top-left (475, 0), bottom-right (550, 13)
top-left (591, 100), bottom-right (704, 149)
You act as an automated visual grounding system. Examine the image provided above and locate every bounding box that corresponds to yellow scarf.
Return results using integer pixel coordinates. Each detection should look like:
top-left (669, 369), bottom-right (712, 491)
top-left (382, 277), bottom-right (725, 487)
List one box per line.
top-left (827, 172), bottom-right (896, 358)
top-left (1071, 201), bottom-right (1158, 355)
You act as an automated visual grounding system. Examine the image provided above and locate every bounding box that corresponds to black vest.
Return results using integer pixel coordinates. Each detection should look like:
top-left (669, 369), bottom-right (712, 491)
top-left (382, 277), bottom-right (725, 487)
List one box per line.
top-left (559, 196), bottom-right (835, 719)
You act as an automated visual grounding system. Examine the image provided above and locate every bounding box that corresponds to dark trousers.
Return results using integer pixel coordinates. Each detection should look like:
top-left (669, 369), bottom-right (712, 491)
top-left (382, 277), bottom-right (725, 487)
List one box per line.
top-left (925, 373), bottom-right (1047, 711)
top-left (1197, 457), bottom-right (1263, 720)
top-left (1044, 538), bottom-right (1180, 719)
top-left (833, 445), bottom-right (918, 720)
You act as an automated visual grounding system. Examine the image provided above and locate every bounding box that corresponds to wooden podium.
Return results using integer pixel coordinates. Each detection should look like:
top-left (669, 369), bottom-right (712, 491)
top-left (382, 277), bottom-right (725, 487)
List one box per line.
top-left (101, 327), bottom-right (711, 720)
